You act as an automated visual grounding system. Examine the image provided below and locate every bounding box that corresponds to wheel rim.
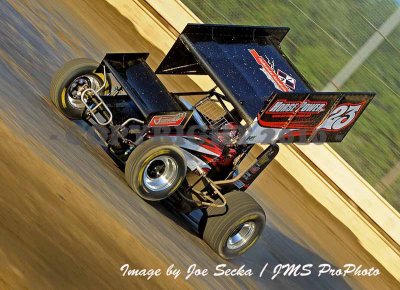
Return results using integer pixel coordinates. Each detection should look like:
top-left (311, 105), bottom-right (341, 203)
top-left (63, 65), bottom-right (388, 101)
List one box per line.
top-left (66, 74), bottom-right (102, 109)
top-left (143, 156), bottom-right (179, 192)
top-left (226, 221), bottom-right (256, 250)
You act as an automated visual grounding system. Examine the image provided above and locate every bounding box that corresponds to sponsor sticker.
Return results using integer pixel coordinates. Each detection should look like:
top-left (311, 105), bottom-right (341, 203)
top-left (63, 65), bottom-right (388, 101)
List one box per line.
top-left (248, 49), bottom-right (296, 92)
top-left (267, 99), bottom-right (327, 115)
top-left (149, 112), bottom-right (187, 127)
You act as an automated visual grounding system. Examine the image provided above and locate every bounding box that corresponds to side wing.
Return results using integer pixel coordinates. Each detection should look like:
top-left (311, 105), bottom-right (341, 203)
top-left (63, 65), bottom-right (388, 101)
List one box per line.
top-left (238, 92), bottom-right (375, 144)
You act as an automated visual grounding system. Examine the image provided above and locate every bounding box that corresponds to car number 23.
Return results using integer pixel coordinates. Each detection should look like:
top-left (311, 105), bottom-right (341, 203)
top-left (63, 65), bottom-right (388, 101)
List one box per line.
top-left (320, 104), bottom-right (363, 131)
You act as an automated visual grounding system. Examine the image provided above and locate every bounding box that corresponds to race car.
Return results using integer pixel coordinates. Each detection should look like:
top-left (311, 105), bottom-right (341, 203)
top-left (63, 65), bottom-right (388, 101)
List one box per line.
top-left (50, 24), bottom-right (374, 259)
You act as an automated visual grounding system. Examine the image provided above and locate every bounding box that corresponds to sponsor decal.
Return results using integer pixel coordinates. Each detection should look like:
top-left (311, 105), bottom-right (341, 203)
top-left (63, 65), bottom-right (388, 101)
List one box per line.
top-left (233, 180), bottom-right (246, 189)
top-left (248, 49), bottom-right (296, 92)
top-left (149, 112), bottom-right (187, 127)
top-left (246, 135), bottom-right (256, 142)
top-left (277, 69), bottom-right (296, 91)
top-left (249, 165), bottom-right (261, 174)
top-left (267, 99), bottom-right (327, 115)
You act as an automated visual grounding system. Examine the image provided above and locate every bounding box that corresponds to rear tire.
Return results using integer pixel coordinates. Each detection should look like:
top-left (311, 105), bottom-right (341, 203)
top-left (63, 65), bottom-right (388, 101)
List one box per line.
top-left (125, 138), bottom-right (187, 201)
top-left (203, 190), bottom-right (265, 259)
top-left (50, 58), bottom-right (106, 119)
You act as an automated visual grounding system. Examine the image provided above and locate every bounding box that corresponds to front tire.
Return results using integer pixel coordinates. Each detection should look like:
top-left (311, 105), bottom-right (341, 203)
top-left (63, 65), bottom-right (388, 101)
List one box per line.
top-left (125, 138), bottom-right (187, 201)
top-left (203, 190), bottom-right (265, 259)
top-left (50, 58), bottom-right (106, 119)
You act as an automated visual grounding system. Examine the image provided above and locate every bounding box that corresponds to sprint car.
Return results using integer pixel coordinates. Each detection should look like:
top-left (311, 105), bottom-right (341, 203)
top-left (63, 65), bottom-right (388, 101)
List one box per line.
top-left (50, 24), bottom-right (374, 259)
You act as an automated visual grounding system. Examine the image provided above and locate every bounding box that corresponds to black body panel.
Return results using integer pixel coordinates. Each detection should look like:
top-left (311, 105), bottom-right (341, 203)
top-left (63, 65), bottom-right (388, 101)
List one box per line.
top-left (98, 53), bottom-right (182, 118)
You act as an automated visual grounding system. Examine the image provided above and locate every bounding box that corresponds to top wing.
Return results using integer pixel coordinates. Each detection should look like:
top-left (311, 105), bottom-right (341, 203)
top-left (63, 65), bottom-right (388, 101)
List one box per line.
top-left (156, 24), bottom-right (312, 124)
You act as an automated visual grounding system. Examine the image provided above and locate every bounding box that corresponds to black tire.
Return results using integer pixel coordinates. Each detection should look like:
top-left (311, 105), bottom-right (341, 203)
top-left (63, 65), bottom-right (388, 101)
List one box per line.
top-left (50, 58), bottom-right (106, 119)
top-left (125, 138), bottom-right (187, 201)
top-left (203, 190), bottom-right (265, 259)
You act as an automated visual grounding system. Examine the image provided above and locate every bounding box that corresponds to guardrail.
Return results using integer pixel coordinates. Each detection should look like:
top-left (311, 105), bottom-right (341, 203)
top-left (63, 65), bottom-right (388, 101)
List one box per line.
top-left (105, 0), bottom-right (400, 279)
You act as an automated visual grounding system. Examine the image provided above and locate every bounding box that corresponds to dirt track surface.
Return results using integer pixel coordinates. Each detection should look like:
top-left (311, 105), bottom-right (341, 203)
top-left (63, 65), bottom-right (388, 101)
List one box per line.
top-left (0, 0), bottom-right (398, 289)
